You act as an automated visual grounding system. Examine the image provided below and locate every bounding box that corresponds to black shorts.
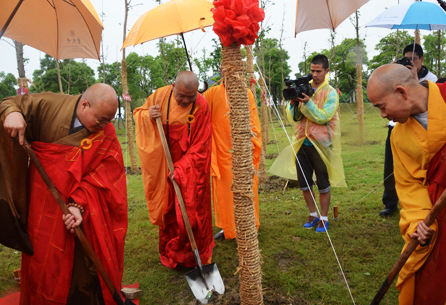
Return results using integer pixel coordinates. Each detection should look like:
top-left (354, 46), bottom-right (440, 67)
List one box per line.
top-left (295, 144), bottom-right (331, 193)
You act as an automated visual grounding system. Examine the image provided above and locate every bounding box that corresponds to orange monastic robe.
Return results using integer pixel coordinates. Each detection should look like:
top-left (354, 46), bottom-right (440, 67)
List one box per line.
top-left (134, 85), bottom-right (214, 268)
top-left (204, 83), bottom-right (261, 239)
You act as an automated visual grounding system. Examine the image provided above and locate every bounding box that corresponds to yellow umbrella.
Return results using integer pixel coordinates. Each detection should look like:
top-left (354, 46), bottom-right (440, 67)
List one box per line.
top-left (122, 0), bottom-right (214, 71)
top-left (0, 0), bottom-right (103, 60)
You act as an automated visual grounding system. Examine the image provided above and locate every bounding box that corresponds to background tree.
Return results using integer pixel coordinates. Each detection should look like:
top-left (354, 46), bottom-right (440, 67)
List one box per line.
top-left (0, 72), bottom-right (17, 99)
top-left (423, 30), bottom-right (446, 77)
top-left (31, 55), bottom-right (95, 94)
top-left (257, 38), bottom-right (291, 106)
top-left (368, 31), bottom-right (414, 70)
top-left (121, 0), bottom-right (138, 171)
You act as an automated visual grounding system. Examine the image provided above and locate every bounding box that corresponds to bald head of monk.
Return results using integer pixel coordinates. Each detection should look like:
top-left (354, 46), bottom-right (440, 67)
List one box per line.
top-left (367, 64), bottom-right (429, 124)
top-left (172, 71), bottom-right (199, 108)
top-left (77, 83), bottom-right (118, 132)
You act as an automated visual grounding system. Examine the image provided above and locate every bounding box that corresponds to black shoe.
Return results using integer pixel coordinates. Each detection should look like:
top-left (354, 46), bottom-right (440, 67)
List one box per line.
top-left (214, 230), bottom-right (225, 240)
top-left (379, 207), bottom-right (398, 217)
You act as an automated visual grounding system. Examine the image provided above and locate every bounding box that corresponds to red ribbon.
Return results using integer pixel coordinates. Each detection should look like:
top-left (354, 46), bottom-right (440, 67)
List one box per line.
top-left (211, 0), bottom-right (265, 47)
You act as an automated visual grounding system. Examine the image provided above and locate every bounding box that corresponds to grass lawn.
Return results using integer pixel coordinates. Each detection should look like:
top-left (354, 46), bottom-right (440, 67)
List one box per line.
top-left (0, 102), bottom-right (403, 304)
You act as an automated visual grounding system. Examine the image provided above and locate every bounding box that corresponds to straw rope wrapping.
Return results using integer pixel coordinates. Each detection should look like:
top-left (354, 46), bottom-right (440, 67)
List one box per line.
top-left (245, 44), bottom-right (267, 185)
top-left (222, 42), bottom-right (263, 305)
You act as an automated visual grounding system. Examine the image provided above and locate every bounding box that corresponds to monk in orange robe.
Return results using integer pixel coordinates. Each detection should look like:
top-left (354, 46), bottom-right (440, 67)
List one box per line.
top-left (203, 78), bottom-right (261, 240)
top-left (368, 64), bottom-right (446, 304)
top-left (0, 84), bottom-right (128, 305)
top-left (134, 71), bottom-right (214, 269)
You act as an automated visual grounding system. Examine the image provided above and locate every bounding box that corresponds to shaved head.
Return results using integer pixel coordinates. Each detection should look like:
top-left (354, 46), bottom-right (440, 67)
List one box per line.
top-left (367, 64), bottom-right (428, 124)
top-left (175, 71), bottom-right (199, 91)
top-left (172, 71), bottom-right (199, 108)
top-left (83, 83), bottom-right (118, 109)
top-left (77, 83), bottom-right (118, 132)
top-left (368, 64), bottom-right (418, 97)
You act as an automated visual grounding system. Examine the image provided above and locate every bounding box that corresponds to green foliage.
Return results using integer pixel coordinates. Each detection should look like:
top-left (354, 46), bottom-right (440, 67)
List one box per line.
top-left (368, 31), bottom-right (414, 71)
top-left (0, 72), bottom-right (17, 100)
top-left (31, 55), bottom-right (95, 94)
top-left (257, 38), bottom-right (291, 105)
top-left (423, 31), bottom-right (446, 77)
top-left (332, 38), bottom-right (368, 95)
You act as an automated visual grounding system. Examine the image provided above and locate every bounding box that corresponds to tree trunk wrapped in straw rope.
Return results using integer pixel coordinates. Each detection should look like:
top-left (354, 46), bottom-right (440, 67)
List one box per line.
top-left (245, 45), bottom-right (267, 185)
top-left (258, 76), bottom-right (269, 150)
top-left (355, 11), bottom-right (364, 143)
top-left (121, 0), bottom-right (138, 171)
top-left (121, 59), bottom-right (138, 171)
top-left (222, 42), bottom-right (263, 305)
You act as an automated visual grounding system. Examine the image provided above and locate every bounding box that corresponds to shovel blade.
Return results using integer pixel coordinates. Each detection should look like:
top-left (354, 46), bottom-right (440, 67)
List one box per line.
top-left (185, 263), bottom-right (225, 304)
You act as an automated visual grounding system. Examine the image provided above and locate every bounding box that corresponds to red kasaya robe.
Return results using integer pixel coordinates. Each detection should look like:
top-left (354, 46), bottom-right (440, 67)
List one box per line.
top-left (134, 86), bottom-right (214, 269)
top-left (20, 124), bottom-right (128, 305)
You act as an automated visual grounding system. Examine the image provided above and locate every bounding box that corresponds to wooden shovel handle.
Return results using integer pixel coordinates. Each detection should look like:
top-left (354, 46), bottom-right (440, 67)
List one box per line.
top-left (370, 187), bottom-right (446, 304)
top-left (22, 139), bottom-right (126, 305)
top-left (155, 117), bottom-right (198, 251)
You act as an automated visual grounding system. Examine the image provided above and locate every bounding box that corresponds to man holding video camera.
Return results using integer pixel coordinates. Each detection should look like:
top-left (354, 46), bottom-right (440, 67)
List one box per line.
top-left (270, 54), bottom-right (345, 233)
top-left (379, 43), bottom-right (437, 217)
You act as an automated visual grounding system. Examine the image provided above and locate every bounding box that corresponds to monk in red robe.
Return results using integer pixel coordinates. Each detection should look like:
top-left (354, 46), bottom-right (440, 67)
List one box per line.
top-left (0, 84), bottom-right (128, 305)
top-left (134, 71), bottom-right (214, 269)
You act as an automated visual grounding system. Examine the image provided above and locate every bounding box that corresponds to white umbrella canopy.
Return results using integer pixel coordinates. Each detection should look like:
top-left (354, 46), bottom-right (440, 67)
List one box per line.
top-left (0, 0), bottom-right (103, 60)
top-left (295, 0), bottom-right (370, 36)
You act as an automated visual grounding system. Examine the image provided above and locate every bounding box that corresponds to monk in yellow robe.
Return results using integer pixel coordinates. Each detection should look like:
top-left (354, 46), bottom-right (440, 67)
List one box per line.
top-left (203, 79), bottom-right (261, 240)
top-left (134, 71), bottom-right (214, 268)
top-left (368, 64), bottom-right (446, 304)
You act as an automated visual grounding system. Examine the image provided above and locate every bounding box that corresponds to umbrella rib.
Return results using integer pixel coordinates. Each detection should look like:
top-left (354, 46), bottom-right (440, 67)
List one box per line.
top-left (72, 4), bottom-right (101, 60)
top-left (62, 0), bottom-right (76, 7)
top-left (46, 0), bottom-right (55, 9)
top-left (325, 0), bottom-right (335, 30)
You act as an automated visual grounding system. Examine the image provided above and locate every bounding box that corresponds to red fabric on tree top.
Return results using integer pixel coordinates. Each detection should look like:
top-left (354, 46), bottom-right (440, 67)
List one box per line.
top-left (20, 124), bottom-right (128, 305)
top-left (159, 94), bottom-right (214, 269)
top-left (212, 0), bottom-right (265, 47)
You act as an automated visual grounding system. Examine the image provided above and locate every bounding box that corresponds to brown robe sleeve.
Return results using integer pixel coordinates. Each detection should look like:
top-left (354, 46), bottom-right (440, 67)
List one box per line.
top-left (0, 92), bottom-right (85, 254)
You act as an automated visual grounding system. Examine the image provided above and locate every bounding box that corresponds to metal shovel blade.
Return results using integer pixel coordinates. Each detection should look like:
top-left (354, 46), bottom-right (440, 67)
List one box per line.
top-left (185, 263), bottom-right (225, 304)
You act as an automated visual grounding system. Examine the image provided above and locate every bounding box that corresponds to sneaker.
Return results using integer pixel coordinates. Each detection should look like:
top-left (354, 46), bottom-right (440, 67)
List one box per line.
top-left (303, 216), bottom-right (320, 229)
top-left (316, 220), bottom-right (329, 233)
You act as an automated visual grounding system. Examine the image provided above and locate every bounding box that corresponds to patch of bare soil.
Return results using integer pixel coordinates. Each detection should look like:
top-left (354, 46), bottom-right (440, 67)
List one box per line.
top-left (345, 140), bottom-right (380, 146)
top-left (267, 140), bottom-right (278, 145)
top-left (125, 167), bottom-right (141, 175)
top-left (265, 153), bottom-right (279, 159)
top-left (275, 250), bottom-right (293, 271)
top-left (260, 176), bottom-right (298, 192)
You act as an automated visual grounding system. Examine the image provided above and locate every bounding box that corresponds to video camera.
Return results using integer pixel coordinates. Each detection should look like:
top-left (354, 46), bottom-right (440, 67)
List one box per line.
top-left (395, 57), bottom-right (413, 67)
top-left (283, 73), bottom-right (314, 100)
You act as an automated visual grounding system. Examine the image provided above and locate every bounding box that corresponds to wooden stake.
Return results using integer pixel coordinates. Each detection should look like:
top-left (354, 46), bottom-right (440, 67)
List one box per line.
top-left (333, 206), bottom-right (338, 220)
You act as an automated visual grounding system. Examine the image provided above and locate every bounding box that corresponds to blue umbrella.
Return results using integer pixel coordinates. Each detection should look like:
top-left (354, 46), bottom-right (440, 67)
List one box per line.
top-left (367, 1), bottom-right (446, 30)
top-left (367, 1), bottom-right (446, 60)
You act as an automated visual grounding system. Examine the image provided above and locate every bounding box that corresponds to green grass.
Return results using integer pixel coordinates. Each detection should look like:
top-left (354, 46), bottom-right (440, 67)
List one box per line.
top-left (1, 103), bottom-right (403, 304)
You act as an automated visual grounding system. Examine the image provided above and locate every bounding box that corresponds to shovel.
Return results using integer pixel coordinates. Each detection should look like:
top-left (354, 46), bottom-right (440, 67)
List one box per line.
top-left (155, 117), bottom-right (225, 304)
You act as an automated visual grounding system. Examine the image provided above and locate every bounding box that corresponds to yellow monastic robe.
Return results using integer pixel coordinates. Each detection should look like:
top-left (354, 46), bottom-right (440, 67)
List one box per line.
top-left (204, 83), bottom-right (261, 239)
top-left (392, 81), bottom-right (446, 304)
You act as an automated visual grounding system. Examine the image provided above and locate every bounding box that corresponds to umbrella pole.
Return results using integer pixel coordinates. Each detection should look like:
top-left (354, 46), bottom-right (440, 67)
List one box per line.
top-left (412, 25), bottom-right (418, 62)
top-left (180, 33), bottom-right (193, 72)
top-left (0, 0), bottom-right (24, 39)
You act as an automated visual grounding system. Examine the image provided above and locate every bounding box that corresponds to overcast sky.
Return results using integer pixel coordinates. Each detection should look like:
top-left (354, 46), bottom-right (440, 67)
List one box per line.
top-left (0, 0), bottom-right (439, 84)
